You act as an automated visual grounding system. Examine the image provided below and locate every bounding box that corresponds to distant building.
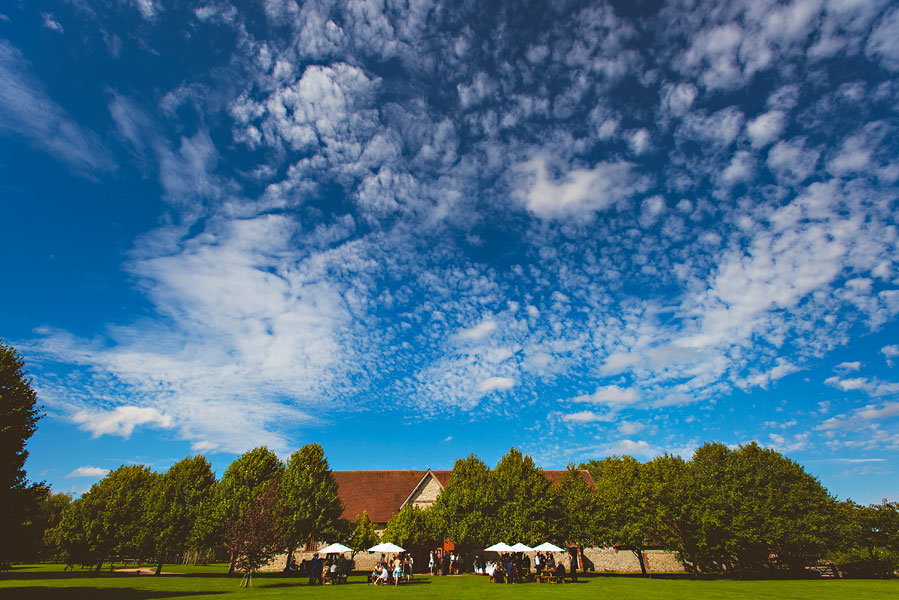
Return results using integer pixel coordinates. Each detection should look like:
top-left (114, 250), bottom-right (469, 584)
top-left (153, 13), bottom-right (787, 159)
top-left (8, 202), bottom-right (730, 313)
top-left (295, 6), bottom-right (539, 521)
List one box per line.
top-left (331, 468), bottom-right (595, 527)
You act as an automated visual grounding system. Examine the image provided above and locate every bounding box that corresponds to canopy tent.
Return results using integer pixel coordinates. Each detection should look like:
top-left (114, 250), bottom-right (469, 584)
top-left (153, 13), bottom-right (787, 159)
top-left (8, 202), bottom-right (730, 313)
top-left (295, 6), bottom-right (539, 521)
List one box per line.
top-left (510, 543), bottom-right (533, 552)
top-left (318, 542), bottom-right (352, 554)
top-left (532, 542), bottom-right (564, 552)
top-left (484, 542), bottom-right (514, 552)
top-left (368, 542), bottom-right (405, 553)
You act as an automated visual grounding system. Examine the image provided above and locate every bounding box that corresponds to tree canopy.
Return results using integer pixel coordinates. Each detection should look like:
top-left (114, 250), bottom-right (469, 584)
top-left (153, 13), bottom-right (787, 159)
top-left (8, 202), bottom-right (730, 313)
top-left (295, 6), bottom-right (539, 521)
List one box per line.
top-left (0, 340), bottom-right (43, 569)
top-left (280, 443), bottom-right (344, 565)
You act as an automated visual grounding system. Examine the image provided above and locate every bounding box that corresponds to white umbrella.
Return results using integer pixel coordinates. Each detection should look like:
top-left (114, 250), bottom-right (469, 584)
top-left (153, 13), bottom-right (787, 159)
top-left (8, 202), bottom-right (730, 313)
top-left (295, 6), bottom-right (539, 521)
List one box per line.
top-left (510, 543), bottom-right (533, 552)
top-left (484, 542), bottom-right (514, 552)
top-left (368, 542), bottom-right (406, 553)
top-left (318, 542), bottom-right (352, 554)
top-left (532, 542), bottom-right (564, 552)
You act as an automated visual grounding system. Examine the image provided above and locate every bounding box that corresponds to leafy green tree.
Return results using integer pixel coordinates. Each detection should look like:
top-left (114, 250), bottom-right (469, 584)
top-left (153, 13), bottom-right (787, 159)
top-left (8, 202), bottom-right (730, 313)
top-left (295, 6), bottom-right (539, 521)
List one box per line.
top-left (51, 494), bottom-right (99, 568)
top-left (225, 480), bottom-right (284, 587)
top-left (656, 442), bottom-right (841, 574)
top-left (146, 455), bottom-right (216, 574)
top-left (431, 454), bottom-right (494, 549)
top-left (836, 500), bottom-right (899, 578)
top-left (0, 340), bottom-right (44, 569)
top-left (51, 464), bottom-right (157, 571)
top-left (215, 446), bottom-right (284, 573)
top-left (343, 511), bottom-right (379, 559)
top-left (553, 465), bottom-right (598, 559)
top-left (22, 488), bottom-right (71, 561)
top-left (583, 455), bottom-right (655, 575)
top-left (384, 503), bottom-right (441, 550)
top-left (279, 443), bottom-right (343, 570)
top-left (492, 447), bottom-right (555, 546)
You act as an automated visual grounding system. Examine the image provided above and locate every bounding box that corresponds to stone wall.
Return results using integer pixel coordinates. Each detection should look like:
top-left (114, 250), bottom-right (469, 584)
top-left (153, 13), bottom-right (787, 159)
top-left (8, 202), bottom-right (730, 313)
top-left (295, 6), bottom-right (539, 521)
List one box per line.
top-left (582, 547), bottom-right (685, 573)
top-left (263, 546), bottom-right (684, 573)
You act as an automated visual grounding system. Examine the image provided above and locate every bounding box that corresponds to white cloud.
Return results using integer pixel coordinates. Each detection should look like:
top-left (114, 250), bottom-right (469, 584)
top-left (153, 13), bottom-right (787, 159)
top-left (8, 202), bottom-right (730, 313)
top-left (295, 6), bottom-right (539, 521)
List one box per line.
top-left (720, 150), bottom-right (754, 185)
top-left (747, 110), bottom-right (785, 148)
top-left (679, 107), bottom-right (744, 146)
top-left (41, 13), bottom-right (64, 33)
top-left (627, 128), bottom-right (652, 155)
top-left (66, 466), bottom-right (110, 479)
top-left (457, 319), bottom-right (497, 341)
top-left (514, 155), bottom-right (645, 220)
top-left (477, 376), bottom-right (516, 393)
top-left (572, 385), bottom-right (640, 406)
top-left (0, 41), bottom-right (115, 173)
top-left (71, 406), bottom-right (173, 438)
top-left (605, 439), bottom-right (655, 458)
top-left (129, 0), bottom-right (160, 20)
top-left (600, 353), bottom-right (640, 375)
top-left (857, 402), bottom-right (899, 420)
top-left (866, 8), bottom-right (899, 71)
top-left (767, 137), bottom-right (819, 184)
top-left (835, 361), bottom-right (862, 372)
top-left (824, 376), bottom-right (869, 391)
top-left (618, 420), bottom-right (645, 435)
top-left (562, 410), bottom-right (613, 423)
top-left (661, 82), bottom-right (698, 117)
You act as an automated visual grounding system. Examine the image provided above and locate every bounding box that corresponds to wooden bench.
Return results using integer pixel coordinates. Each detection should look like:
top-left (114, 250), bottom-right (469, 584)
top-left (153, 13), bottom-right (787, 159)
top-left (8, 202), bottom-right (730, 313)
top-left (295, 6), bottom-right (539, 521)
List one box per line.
top-left (537, 571), bottom-right (564, 584)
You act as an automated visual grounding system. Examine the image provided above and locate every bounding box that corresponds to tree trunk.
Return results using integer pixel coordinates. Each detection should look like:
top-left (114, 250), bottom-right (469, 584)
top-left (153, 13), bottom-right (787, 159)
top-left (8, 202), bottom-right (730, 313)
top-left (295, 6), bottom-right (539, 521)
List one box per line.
top-left (228, 554), bottom-right (236, 575)
top-left (155, 561), bottom-right (163, 575)
top-left (633, 549), bottom-right (648, 576)
top-left (282, 544), bottom-right (296, 573)
top-left (95, 560), bottom-right (103, 573)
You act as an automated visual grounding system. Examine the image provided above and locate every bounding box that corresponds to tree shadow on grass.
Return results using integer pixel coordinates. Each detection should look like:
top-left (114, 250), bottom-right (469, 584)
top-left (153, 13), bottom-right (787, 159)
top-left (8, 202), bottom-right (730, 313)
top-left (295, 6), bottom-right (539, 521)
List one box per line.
top-left (0, 588), bottom-right (224, 600)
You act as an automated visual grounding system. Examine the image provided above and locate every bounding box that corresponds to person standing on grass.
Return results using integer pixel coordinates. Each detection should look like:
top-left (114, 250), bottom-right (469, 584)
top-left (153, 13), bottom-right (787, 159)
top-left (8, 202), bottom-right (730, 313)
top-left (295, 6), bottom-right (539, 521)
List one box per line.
top-left (569, 549), bottom-right (579, 582)
top-left (393, 555), bottom-right (403, 586)
top-left (429, 550), bottom-right (435, 575)
top-left (308, 554), bottom-right (320, 585)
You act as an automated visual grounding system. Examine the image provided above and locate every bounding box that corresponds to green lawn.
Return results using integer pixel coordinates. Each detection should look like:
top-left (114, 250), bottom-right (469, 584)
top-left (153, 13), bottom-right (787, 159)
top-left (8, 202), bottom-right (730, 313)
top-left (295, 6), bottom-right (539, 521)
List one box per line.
top-left (1, 565), bottom-right (897, 600)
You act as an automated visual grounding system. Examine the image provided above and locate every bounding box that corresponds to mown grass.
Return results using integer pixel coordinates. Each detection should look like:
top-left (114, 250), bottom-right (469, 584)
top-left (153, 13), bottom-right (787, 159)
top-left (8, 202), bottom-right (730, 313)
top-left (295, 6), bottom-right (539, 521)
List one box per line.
top-left (1, 564), bottom-right (897, 600)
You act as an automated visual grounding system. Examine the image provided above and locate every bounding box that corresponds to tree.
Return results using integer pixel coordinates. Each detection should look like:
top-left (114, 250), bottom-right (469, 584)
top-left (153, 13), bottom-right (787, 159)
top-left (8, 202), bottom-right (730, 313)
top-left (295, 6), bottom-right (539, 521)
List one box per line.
top-left (225, 480), bottom-right (283, 587)
top-left (653, 442), bottom-right (841, 574)
top-left (431, 454), bottom-right (494, 549)
top-left (343, 511), bottom-right (379, 560)
top-left (279, 444), bottom-right (343, 570)
top-left (0, 340), bottom-right (43, 569)
top-left (838, 500), bottom-right (899, 578)
top-left (146, 455), bottom-right (216, 574)
top-left (492, 447), bottom-right (555, 546)
top-left (51, 464), bottom-right (157, 571)
top-left (583, 455), bottom-right (656, 575)
top-left (22, 487), bottom-right (70, 561)
top-left (553, 465), bottom-right (598, 571)
top-left (384, 504), bottom-right (441, 550)
top-left (215, 447), bottom-right (284, 573)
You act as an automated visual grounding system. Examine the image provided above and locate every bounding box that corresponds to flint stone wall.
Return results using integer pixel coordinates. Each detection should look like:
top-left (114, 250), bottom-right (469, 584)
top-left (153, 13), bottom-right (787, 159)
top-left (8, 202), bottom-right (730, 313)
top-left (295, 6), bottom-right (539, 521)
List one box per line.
top-left (263, 547), bottom-right (684, 573)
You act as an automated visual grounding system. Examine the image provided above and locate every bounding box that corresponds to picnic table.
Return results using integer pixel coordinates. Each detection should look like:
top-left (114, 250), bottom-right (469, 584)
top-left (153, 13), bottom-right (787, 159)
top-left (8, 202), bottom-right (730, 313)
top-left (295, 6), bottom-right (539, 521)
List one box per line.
top-left (537, 569), bottom-right (564, 584)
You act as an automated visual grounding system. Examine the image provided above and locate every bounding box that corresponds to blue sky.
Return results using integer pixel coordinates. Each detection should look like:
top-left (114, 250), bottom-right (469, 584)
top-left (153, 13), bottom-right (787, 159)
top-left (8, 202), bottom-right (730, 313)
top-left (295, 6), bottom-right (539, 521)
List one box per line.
top-left (2, 0), bottom-right (898, 503)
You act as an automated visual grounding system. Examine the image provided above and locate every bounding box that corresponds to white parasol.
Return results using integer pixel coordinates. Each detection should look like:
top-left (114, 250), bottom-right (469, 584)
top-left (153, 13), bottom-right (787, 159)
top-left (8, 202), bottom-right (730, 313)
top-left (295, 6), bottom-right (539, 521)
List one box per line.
top-left (318, 542), bottom-right (352, 554)
top-left (510, 543), bottom-right (533, 552)
top-left (368, 542), bottom-right (406, 553)
top-left (532, 542), bottom-right (564, 552)
top-left (484, 542), bottom-right (514, 552)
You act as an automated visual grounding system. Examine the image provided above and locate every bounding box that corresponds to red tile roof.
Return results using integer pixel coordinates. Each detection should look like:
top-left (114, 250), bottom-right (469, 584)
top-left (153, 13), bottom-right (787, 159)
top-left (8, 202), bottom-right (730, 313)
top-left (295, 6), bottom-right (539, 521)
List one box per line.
top-left (332, 469), bottom-right (594, 524)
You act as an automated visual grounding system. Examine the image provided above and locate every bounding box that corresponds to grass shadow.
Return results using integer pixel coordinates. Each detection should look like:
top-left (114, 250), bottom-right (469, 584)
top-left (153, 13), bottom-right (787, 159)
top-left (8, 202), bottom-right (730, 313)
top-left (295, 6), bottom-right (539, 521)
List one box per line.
top-left (0, 587), bottom-right (224, 600)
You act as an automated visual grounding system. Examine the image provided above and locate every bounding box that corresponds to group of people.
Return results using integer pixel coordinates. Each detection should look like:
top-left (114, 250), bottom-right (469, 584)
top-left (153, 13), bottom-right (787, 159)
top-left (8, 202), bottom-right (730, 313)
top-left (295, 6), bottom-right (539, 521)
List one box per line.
top-left (479, 551), bottom-right (574, 583)
top-left (304, 553), bottom-right (349, 585)
top-left (427, 549), bottom-right (461, 575)
top-left (369, 553), bottom-right (414, 586)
